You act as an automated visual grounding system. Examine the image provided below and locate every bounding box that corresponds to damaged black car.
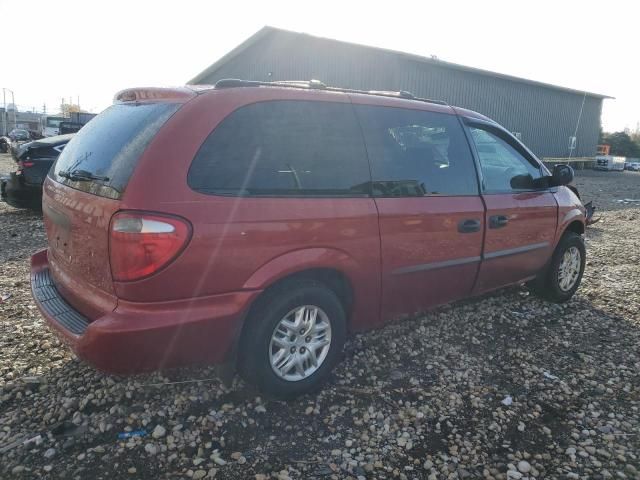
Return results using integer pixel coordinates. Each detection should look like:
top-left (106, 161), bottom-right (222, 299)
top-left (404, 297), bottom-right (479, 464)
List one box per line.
top-left (1, 134), bottom-right (74, 210)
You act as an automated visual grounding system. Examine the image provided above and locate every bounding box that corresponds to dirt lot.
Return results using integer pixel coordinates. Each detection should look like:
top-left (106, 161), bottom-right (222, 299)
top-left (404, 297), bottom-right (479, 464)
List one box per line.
top-left (1, 153), bottom-right (639, 480)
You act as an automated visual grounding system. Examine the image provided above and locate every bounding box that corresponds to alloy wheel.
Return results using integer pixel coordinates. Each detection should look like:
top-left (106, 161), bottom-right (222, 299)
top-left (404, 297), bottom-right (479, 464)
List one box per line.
top-left (269, 305), bottom-right (332, 381)
top-left (558, 246), bottom-right (581, 291)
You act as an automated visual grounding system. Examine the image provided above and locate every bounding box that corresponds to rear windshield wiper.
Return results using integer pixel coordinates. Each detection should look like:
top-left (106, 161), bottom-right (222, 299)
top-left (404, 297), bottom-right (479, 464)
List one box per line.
top-left (58, 169), bottom-right (110, 182)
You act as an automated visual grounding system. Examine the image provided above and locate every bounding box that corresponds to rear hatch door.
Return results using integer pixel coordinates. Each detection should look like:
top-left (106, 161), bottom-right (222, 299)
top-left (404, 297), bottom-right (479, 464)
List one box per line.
top-left (43, 101), bottom-right (180, 317)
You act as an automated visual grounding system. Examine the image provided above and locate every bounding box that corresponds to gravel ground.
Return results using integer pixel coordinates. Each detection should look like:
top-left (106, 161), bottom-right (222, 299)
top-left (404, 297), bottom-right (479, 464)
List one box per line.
top-left (1, 152), bottom-right (639, 480)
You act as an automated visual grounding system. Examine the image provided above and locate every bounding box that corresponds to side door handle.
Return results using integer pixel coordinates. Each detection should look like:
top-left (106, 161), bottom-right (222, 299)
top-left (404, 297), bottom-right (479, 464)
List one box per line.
top-left (489, 215), bottom-right (509, 229)
top-left (458, 219), bottom-right (481, 233)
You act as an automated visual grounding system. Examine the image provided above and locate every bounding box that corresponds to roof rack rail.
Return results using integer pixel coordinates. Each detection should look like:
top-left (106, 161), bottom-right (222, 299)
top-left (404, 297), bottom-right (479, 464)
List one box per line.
top-left (213, 78), bottom-right (448, 106)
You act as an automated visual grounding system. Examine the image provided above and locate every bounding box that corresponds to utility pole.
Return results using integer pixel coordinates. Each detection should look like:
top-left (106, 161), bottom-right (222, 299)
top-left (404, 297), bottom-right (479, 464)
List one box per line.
top-left (2, 88), bottom-right (16, 133)
top-left (2, 88), bottom-right (5, 135)
top-left (10, 90), bottom-right (16, 131)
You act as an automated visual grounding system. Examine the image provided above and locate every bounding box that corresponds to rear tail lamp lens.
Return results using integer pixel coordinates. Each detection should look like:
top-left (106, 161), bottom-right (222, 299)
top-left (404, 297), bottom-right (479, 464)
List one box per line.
top-left (18, 160), bottom-right (34, 168)
top-left (109, 211), bottom-right (191, 282)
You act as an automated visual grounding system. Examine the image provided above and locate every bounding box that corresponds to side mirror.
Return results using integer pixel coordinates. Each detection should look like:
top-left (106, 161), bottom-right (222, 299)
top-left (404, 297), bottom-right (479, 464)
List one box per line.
top-left (510, 173), bottom-right (534, 190)
top-left (552, 164), bottom-right (574, 186)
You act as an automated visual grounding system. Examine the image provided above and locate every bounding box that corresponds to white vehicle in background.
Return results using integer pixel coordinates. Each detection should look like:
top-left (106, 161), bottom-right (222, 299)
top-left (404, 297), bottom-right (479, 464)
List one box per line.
top-left (594, 155), bottom-right (625, 171)
top-left (628, 162), bottom-right (640, 172)
top-left (42, 116), bottom-right (65, 137)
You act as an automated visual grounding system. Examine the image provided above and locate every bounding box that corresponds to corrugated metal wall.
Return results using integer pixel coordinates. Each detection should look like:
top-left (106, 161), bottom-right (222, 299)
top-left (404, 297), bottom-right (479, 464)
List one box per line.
top-left (196, 31), bottom-right (604, 158)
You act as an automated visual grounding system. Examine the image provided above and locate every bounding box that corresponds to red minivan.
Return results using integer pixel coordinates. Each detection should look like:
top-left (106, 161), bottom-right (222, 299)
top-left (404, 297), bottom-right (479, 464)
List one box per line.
top-left (31, 80), bottom-right (586, 397)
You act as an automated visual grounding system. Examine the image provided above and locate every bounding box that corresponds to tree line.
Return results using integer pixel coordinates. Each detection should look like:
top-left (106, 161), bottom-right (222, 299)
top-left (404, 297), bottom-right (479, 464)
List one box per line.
top-left (600, 130), bottom-right (640, 158)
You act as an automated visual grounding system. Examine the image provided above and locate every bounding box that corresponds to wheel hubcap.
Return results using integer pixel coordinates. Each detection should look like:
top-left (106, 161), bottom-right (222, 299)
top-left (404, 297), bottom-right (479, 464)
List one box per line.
top-left (269, 305), bottom-right (332, 381)
top-left (558, 246), bottom-right (581, 292)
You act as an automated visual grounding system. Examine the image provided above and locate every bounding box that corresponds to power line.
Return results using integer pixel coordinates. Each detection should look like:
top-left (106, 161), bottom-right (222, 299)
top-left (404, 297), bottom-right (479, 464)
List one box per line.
top-left (569, 91), bottom-right (587, 158)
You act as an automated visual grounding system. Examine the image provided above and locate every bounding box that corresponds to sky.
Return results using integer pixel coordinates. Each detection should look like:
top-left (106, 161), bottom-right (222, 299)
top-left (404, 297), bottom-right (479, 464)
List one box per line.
top-left (0, 0), bottom-right (638, 132)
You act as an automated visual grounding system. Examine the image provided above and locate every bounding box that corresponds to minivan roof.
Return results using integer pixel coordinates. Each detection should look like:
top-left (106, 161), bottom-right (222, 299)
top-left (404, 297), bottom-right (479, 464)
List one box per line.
top-left (211, 78), bottom-right (449, 107)
top-left (114, 80), bottom-right (493, 120)
top-left (114, 80), bottom-right (451, 110)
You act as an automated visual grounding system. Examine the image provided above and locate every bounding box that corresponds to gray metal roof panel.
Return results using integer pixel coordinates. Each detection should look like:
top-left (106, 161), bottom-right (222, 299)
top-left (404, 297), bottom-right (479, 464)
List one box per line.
top-left (189, 26), bottom-right (613, 100)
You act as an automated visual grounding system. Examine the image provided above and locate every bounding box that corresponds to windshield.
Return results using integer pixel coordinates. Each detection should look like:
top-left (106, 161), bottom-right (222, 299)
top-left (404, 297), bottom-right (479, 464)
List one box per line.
top-left (51, 102), bottom-right (179, 199)
top-left (46, 118), bottom-right (63, 127)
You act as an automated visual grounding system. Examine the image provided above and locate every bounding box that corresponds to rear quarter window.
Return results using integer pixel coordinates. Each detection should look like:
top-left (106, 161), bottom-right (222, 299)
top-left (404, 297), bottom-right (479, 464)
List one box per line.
top-left (188, 100), bottom-right (371, 197)
top-left (51, 103), bottom-right (179, 199)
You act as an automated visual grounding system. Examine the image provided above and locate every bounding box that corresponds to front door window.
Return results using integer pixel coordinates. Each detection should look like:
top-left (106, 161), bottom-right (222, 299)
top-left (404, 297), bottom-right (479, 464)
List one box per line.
top-left (469, 127), bottom-right (543, 193)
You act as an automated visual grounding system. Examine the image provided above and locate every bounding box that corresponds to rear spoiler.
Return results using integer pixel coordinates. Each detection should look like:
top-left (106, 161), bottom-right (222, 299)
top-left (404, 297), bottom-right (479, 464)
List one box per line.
top-left (113, 87), bottom-right (198, 104)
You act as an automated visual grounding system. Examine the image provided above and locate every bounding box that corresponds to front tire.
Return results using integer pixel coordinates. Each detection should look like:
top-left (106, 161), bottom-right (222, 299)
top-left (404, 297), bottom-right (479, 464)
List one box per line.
top-left (238, 280), bottom-right (346, 398)
top-left (529, 231), bottom-right (586, 303)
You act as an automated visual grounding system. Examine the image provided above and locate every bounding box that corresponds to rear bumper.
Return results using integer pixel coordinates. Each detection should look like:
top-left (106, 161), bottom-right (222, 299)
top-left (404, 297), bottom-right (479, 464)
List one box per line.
top-left (31, 249), bottom-right (260, 374)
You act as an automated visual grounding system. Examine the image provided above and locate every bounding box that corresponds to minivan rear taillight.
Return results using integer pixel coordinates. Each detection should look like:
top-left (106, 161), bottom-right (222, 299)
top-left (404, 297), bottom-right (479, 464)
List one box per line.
top-left (109, 212), bottom-right (191, 282)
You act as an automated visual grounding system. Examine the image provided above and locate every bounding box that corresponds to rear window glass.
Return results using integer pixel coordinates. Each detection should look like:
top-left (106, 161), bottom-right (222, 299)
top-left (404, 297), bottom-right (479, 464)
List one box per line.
top-left (188, 100), bottom-right (370, 196)
top-left (51, 103), bottom-right (179, 199)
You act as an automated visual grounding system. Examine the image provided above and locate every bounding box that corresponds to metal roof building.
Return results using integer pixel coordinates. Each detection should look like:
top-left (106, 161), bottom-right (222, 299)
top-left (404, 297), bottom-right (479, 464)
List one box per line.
top-left (190, 26), bottom-right (611, 158)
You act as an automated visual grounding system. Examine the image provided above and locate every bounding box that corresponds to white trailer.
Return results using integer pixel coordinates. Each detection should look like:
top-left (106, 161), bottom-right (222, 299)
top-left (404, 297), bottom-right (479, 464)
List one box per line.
top-left (41, 115), bottom-right (65, 137)
top-left (594, 155), bottom-right (625, 171)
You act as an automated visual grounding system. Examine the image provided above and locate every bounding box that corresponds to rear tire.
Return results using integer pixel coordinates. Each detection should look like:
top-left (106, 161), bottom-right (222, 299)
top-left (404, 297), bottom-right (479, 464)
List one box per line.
top-left (528, 231), bottom-right (585, 303)
top-left (237, 280), bottom-right (346, 398)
